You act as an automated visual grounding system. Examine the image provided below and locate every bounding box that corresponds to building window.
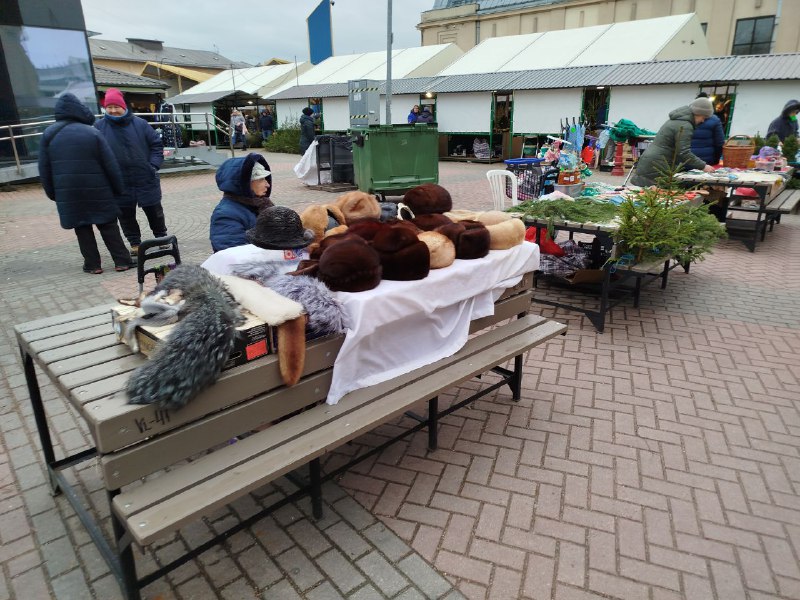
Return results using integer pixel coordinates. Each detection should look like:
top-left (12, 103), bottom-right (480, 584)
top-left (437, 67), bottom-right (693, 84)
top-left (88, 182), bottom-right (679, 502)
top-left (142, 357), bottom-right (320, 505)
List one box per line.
top-left (732, 16), bottom-right (774, 55)
top-left (700, 22), bottom-right (707, 35)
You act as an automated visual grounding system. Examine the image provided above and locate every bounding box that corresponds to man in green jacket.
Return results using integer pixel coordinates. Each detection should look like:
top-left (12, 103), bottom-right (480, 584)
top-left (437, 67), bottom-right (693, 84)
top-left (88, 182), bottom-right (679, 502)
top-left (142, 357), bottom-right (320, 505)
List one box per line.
top-left (630, 97), bottom-right (716, 187)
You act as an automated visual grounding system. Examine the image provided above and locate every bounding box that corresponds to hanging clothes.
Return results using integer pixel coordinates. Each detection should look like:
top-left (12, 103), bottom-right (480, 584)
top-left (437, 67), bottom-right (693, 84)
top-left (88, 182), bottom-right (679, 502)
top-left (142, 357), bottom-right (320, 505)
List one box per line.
top-left (156, 101), bottom-right (183, 148)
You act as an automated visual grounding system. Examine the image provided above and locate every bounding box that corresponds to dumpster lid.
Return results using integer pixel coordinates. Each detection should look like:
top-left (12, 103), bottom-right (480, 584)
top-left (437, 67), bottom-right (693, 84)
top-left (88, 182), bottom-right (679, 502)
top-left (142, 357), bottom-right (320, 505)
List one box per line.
top-left (504, 158), bottom-right (544, 165)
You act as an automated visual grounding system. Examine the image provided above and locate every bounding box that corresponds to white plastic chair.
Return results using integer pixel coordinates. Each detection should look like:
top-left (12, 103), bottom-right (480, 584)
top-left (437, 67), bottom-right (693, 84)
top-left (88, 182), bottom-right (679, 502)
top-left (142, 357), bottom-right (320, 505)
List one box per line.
top-left (486, 169), bottom-right (518, 210)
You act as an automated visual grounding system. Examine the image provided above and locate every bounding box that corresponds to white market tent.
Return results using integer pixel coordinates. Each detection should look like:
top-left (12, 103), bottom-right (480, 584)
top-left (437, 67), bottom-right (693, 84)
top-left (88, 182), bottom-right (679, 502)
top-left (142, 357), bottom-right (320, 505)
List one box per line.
top-left (268, 44), bottom-right (463, 130)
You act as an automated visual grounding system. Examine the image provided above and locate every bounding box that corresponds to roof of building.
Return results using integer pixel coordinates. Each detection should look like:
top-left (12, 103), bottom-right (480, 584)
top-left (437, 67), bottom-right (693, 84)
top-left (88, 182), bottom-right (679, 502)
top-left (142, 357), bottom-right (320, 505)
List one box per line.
top-left (168, 63), bottom-right (310, 104)
top-left (89, 38), bottom-right (250, 69)
top-left (266, 52), bottom-right (800, 99)
top-left (93, 65), bottom-right (169, 90)
top-left (431, 0), bottom-right (573, 15)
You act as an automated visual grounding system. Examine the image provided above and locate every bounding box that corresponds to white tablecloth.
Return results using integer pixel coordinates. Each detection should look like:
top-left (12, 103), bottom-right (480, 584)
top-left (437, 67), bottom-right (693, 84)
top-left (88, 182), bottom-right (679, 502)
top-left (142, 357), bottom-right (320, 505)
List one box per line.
top-left (327, 241), bottom-right (540, 404)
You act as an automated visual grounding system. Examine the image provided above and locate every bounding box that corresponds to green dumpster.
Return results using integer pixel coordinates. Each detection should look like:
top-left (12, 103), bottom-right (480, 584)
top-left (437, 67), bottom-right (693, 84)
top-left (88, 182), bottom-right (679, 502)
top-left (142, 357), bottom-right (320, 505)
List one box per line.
top-left (350, 123), bottom-right (438, 197)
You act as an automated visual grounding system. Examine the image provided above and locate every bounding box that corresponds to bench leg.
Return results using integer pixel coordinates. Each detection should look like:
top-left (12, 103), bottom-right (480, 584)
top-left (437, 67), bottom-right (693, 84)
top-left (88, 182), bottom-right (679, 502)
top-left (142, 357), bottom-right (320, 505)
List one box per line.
top-left (21, 348), bottom-right (61, 495)
top-left (109, 492), bottom-right (142, 600)
top-left (309, 459), bottom-right (323, 520)
top-left (428, 397), bottom-right (439, 451)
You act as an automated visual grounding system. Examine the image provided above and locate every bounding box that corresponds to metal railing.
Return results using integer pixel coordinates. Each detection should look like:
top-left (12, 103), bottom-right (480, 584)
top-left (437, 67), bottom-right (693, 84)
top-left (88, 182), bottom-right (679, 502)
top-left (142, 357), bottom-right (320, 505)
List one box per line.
top-left (0, 111), bottom-right (234, 175)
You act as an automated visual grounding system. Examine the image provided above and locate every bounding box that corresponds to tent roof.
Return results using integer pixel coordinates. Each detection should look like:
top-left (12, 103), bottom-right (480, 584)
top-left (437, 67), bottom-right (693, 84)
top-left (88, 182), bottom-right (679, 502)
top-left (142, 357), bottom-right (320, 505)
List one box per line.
top-left (169, 63), bottom-right (308, 103)
top-left (439, 13), bottom-right (708, 74)
top-left (140, 62), bottom-right (213, 83)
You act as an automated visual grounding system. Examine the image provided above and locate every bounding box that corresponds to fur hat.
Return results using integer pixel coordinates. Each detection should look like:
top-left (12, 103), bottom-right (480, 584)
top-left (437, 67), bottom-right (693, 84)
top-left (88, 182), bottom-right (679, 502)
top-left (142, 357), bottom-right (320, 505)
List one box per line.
top-left (300, 204), bottom-right (347, 244)
top-left (486, 218), bottom-right (525, 250)
top-left (371, 225), bottom-right (431, 281)
top-left (335, 191), bottom-right (381, 223)
top-left (317, 237), bottom-right (382, 292)
top-left (418, 231), bottom-right (455, 269)
top-left (346, 218), bottom-right (387, 241)
top-left (246, 206), bottom-right (315, 250)
top-left (412, 213), bottom-right (453, 231)
top-left (436, 220), bottom-right (491, 260)
top-left (102, 88), bottom-right (127, 110)
top-left (445, 209), bottom-right (510, 226)
top-left (402, 184), bottom-right (453, 215)
top-left (689, 97), bottom-right (714, 117)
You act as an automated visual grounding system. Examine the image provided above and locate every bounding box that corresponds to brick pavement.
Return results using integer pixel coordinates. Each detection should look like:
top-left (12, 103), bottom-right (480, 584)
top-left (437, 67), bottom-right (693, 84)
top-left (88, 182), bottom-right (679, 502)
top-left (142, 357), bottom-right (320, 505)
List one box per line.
top-left (1, 151), bottom-right (799, 599)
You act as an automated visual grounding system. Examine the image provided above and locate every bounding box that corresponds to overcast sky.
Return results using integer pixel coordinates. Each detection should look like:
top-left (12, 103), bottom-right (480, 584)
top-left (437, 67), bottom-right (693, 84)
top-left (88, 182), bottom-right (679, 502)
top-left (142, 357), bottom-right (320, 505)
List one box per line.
top-left (81, 0), bottom-right (436, 64)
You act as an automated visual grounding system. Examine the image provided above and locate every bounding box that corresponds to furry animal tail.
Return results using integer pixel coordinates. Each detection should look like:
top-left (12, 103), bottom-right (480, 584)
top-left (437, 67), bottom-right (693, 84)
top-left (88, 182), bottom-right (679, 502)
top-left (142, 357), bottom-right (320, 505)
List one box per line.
top-left (126, 265), bottom-right (244, 410)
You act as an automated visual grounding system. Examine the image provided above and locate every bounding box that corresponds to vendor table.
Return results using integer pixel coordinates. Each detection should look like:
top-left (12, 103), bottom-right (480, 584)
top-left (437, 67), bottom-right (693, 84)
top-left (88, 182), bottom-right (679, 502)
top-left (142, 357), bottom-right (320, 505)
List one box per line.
top-left (524, 218), bottom-right (687, 332)
top-left (674, 169), bottom-right (793, 252)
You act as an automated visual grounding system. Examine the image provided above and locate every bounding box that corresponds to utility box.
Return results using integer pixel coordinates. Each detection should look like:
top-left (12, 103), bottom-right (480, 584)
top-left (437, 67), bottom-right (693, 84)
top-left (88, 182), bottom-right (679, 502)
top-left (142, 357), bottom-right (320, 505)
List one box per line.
top-left (348, 79), bottom-right (381, 128)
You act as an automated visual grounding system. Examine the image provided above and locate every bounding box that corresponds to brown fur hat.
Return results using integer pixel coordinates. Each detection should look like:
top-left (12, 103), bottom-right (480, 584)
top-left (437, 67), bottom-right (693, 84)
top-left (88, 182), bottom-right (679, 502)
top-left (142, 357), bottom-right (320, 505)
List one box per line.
top-left (317, 237), bottom-right (382, 292)
top-left (300, 204), bottom-right (347, 243)
top-left (418, 231), bottom-right (456, 269)
top-left (372, 225), bottom-right (431, 281)
top-left (346, 218), bottom-right (388, 241)
top-left (435, 220), bottom-right (490, 260)
top-left (411, 213), bottom-right (453, 231)
top-left (334, 191), bottom-right (381, 223)
top-left (402, 184), bottom-right (453, 215)
top-left (310, 231), bottom-right (359, 259)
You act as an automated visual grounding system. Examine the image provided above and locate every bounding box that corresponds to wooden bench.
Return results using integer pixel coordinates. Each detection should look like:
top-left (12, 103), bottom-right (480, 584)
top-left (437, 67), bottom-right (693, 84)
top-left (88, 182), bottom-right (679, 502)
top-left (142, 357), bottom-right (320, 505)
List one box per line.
top-left (765, 187), bottom-right (800, 228)
top-left (15, 273), bottom-right (566, 600)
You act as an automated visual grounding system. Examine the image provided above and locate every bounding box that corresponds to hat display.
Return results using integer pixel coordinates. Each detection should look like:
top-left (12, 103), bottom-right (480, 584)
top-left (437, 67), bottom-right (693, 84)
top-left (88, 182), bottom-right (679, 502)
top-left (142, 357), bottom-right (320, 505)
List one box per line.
top-left (402, 184), bottom-right (453, 215)
top-left (317, 237), bottom-right (382, 292)
top-left (418, 231), bottom-right (455, 269)
top-left (346, 219), bottom-right (388, 241)
top-left (103, 88), bottom-right (127, 110)
top-left (335, 191), bottom-right (381, 223)
top-left (689, 97), bottom-right (714, 117)
top-left (411, 213), bottom-right (452, 231)
top-left (371, 225), bottom-right (430, 281)
top-left (486, 218), bottom-right (525, 250)
top-left (436, 220), bottom-right (491, 260)
top-left (245, 206), bottom-right (315, 250)
top-left (300, 204), bottom-right (347, 244)
top-left (250, 163), bottom-right (270, 181)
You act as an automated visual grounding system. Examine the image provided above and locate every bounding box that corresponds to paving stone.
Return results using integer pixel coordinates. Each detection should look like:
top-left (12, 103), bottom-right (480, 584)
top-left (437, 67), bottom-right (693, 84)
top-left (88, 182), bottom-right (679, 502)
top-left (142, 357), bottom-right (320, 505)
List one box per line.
top-left (356, 550), bottom-right (411, 597)
top-left (316, 547), bottom-right (366, 594)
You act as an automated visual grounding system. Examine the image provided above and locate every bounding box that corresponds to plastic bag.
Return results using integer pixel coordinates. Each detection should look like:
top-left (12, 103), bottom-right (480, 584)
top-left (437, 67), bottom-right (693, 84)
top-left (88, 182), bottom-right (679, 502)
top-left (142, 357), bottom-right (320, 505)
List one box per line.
top-left (293, 140), bottom-right (324, 185)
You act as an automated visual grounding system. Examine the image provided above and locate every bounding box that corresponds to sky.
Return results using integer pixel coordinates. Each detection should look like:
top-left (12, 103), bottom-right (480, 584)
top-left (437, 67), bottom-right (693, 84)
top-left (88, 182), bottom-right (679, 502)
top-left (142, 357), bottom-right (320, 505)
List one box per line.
top-left (80, 0), bottom-right (436, 65)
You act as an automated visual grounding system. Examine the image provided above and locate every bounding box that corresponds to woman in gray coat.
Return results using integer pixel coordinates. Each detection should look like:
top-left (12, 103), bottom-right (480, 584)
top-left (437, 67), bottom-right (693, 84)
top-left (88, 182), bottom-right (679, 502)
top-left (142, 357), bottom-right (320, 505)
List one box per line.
top-left (630, 97), bottom-right (716, 187)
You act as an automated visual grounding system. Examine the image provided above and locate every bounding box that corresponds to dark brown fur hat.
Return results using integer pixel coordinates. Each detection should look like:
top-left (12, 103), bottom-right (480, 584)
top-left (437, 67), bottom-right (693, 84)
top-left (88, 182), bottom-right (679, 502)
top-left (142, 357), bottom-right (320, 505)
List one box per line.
top-left (346, 218), bottom-right (388, 241)
top-left (412, 213), bottom-right (453, 231)
top-left (402, 184), bottom-right (453, 215)
top-left (371, 225), bottom-right (430, 281)
top-left (435, 220), bottom-right (490, 260)
top-left (317, 237), bottom-right (382, 292)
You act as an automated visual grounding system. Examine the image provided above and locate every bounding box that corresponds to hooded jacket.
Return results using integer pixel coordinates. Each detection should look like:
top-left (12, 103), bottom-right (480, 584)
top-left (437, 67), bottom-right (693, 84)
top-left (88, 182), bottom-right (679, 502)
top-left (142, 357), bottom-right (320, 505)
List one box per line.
top-left (299, 113), bottom-right (316, 156)
top-left (630, 105), bottom-right (706, 187)
top-left (210, 153), bottom-right (273, 252)
top-left (38, 94), bottom-right (124, 229)
top-left (95, 108), bottom-right (164, 208)
top-left (766, 99), bottom-right (800, 142)
top-left (690, 114), bottom-right (724, 165)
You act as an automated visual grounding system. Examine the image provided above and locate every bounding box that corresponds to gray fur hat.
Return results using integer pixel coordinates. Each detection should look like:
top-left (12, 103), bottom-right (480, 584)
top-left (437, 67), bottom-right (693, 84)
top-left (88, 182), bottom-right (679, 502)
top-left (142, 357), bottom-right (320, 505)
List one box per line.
top-left (246, 206), bottom-right (315, 250)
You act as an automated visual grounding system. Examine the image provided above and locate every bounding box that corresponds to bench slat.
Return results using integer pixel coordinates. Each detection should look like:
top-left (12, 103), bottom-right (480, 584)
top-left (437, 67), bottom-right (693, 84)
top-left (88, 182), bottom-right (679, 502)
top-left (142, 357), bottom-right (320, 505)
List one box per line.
top-left (48, 344), bottom-right (134, 377)
top-left (27, 323), bottom-right (116, 356)
top-left (37, 333), bottom-right (122, 364)
top-left (13, 304), bottom-right (115, 334)
top-left (113, 316), bottom-right (565, 545)
top-left (21, 314), bottom-right (111, 344)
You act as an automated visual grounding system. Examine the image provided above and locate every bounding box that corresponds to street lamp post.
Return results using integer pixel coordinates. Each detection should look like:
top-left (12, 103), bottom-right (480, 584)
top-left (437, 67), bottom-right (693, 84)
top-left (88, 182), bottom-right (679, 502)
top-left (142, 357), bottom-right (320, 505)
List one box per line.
top-left (386, 0), bottom-right (393, 125)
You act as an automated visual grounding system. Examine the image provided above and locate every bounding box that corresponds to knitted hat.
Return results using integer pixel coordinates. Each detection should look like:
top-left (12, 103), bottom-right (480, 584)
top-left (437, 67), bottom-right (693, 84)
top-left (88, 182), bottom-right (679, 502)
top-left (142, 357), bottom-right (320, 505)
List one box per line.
top-left (103, 88), bottom-right (127, 110)
top-left (302, 107), bottom-right (314, 116)
top-left (318, 237), bottom-right (382, 292)
top-left (250, 163), bottom-right (270, 181)
top-left (689, 97), bottom-right (713, 117)
top-left (245, 206), bottom-right (315, 250)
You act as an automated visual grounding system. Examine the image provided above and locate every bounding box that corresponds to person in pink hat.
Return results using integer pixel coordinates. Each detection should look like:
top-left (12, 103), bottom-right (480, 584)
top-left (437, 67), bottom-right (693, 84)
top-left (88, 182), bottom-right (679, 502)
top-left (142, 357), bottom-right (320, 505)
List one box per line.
top-left (95, 88), bottom-right (169, 258)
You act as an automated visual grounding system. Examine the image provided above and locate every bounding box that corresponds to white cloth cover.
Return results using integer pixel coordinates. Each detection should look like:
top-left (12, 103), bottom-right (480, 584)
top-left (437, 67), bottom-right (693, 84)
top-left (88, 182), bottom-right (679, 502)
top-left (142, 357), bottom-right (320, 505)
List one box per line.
top-left (326, 241), bottom-right (540, 405)
top-left (201, 244), bottom-right (308, 276)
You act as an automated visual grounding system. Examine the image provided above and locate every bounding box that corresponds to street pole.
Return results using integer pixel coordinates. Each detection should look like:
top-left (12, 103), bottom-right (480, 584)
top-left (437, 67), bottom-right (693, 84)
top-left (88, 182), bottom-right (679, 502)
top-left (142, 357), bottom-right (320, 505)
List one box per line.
top-left (386, 0), bottom-right (393, 126)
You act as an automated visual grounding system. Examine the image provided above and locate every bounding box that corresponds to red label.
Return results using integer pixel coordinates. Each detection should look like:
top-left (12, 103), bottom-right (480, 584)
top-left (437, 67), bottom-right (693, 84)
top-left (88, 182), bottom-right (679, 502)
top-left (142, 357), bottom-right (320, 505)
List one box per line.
top-left (245, 340), bottom-right (268, 360)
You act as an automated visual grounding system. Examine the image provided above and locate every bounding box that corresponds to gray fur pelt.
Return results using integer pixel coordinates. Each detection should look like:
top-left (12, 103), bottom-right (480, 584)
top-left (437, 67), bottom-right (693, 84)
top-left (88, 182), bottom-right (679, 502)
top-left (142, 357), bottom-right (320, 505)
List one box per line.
top-left (126, 265), bottom-right (245, 410)
top-left (232, 261), bottom-right (348, 337)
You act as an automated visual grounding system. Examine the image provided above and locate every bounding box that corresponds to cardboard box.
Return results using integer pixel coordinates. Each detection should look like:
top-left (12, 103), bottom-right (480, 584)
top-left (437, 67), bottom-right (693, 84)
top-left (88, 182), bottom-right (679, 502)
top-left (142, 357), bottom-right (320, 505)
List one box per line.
top-left (111, 305), bottom-right (269, 371)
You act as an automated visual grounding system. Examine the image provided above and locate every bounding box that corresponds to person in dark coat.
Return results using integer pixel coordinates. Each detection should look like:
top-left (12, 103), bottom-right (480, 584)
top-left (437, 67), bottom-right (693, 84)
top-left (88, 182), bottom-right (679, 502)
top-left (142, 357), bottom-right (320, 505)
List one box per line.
top-left (95, 88), bottom-right (167, 257)
top-left (259, 109), bottom-right (275, 141)
top-left (209, 153), bottom-right (274, 252)
top-left (766, 99), bottom-right (800, 142)
top-left (690, 93), bottom-right (724, 166)
top-left (416, 106), bottom-right (434, 124)
top-left (630, 97), bottom-right (716, 187)
top-left (38, 93), bottom-right (132, 274)
top-left (299, 107), bottom-right (316, 156)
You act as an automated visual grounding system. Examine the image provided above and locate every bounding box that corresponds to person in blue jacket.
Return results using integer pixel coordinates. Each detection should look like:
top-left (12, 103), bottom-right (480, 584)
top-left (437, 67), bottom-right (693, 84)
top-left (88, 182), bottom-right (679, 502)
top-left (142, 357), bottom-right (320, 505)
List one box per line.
top-left (690, 92), bottom-right (724, 166)
top-left (38, 93), bottom-right (132, 274)
top-left (95, 88), bottom-right (168, 258)
top-left (209, 153), bottom-right (273, 252)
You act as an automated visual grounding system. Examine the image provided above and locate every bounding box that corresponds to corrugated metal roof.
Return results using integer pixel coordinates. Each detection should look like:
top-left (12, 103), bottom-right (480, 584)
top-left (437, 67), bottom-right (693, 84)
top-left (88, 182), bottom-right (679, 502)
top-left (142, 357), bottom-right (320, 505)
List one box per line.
top-left (93, 65), bottom-right (169, 89)
top-left (89, 38), bottom-right (250, 69)
top-left (724, 53), bottom-right (800, 80)
top-left (509, 64), bottom-right (617, 89)
top-left (267, 77), bottom-right (446, 100)
top-left (429, 72), bottom-right (521, 92)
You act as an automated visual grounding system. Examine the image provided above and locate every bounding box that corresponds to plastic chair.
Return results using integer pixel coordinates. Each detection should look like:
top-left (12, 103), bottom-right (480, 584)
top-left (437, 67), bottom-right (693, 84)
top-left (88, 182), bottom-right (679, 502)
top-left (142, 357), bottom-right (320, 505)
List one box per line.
top-left (486, 169), bottom-right (518, 210)
top-left (137, 235), bottom-right (181, 294)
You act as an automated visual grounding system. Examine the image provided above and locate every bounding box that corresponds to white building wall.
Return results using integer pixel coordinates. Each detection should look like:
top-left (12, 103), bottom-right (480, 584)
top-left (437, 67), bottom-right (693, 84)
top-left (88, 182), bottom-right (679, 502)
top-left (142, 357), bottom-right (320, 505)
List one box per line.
top-left (513, 89), bottom-right (583, 133)
top-left (322, 97), bottom-right (350, 131)
top-left (187, 103), bottom-right (213, 131)
top-left (608, 84), bottom-right (697, 131)
top-left (728, 81), bottom-right (799, 137)
top-left (379, 94), bottom-right (423, 125)
top-left (435, 93), bottom-right (492, 132)
top-left (275, 99), bottom-right (308, 128)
